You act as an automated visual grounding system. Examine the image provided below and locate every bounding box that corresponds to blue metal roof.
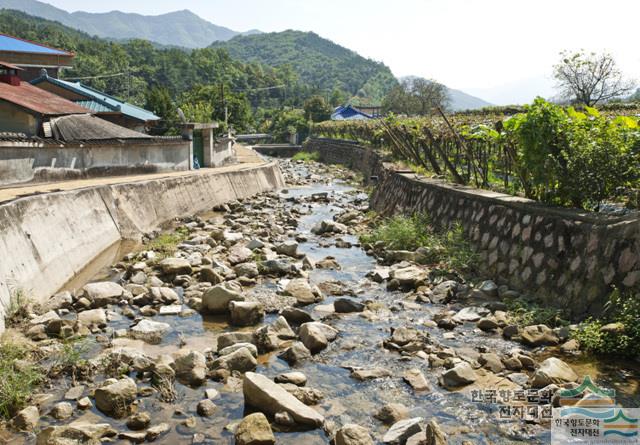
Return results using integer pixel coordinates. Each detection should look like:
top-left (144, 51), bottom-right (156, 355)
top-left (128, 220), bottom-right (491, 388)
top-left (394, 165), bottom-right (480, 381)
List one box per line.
top-left (31, 75), bottom-right (160, 122)
top-left (331, 105), bottom-right (372, 120)
top-left (0, 34), bottom-right (71, 55)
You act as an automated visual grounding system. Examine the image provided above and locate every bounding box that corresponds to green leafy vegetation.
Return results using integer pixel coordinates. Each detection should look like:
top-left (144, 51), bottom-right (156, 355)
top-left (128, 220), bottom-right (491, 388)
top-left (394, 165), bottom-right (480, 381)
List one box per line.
top-left (0, 341), bottom-right (43, 419)
top-left (147, 227), bottom-right (190, 259)
top-left (360, 213), bottom-right (478, 271)
top-left (315, 98), bottom-right (640, 210)
top-left (573, 290), bottom-right (640, 358)
top-left (505, 298), bottom-right (569, 328)
top-left (291, 151), bottom-right (321, 162)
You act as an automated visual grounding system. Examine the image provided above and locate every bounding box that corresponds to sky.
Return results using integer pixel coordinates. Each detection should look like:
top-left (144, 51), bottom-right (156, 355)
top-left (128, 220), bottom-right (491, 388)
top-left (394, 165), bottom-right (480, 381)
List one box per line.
top-left (41, 0), bottom-right (639, 104)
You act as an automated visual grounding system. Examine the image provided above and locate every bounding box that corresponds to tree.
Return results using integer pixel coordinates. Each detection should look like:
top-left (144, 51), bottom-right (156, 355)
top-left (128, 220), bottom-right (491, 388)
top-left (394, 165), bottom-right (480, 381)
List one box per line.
top-left (382, 77), bottom-right (449, 115)
top-left (303, 95), bottom-right (331, 122)
top-left (553, 51), bottom-right (636, 106)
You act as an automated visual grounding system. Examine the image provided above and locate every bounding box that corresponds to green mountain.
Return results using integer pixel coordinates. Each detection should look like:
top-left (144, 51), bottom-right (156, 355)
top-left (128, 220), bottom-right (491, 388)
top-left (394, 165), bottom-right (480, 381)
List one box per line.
top-left (211, 30), bottom-right (398, 102)
top-left (0, 0), bottom-right (257, 48)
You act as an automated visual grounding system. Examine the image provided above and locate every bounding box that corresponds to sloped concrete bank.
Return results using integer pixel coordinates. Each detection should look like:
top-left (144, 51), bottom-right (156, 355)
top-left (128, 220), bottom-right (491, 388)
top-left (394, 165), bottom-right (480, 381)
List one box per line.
top-left (0, 162), bottom-right (285, 330)
top-left (304, 138), bottom-right (640, 318)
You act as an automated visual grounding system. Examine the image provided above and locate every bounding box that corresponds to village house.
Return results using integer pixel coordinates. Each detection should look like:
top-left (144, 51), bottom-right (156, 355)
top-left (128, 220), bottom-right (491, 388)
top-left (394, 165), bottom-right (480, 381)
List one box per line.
top-left (331, 104), bottom-right (374, 120)
top-left (0, 33), bottom-right (74, 81)
top-left (31, 73), bottom-right (161, 132)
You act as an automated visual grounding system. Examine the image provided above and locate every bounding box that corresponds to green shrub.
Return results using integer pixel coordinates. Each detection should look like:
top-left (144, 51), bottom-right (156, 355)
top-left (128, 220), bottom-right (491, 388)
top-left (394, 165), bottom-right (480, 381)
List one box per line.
top-left (292, 151), bottom-right (321, 162)
top-left (360, 213), bottom-right (478, 272)
top-left (505, 298), bottom-right (569, 328)
top-left (0, 342), bottom-right (43, 419)
top-left (147, 226), bottom-right (189, 259)
top-left (573, 290), bottom-right (640, 358)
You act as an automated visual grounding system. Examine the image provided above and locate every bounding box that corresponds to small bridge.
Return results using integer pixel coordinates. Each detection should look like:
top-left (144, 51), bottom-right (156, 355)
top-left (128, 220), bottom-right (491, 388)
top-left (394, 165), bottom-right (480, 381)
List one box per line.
top-left (252, 144), bottom-right (302, 157)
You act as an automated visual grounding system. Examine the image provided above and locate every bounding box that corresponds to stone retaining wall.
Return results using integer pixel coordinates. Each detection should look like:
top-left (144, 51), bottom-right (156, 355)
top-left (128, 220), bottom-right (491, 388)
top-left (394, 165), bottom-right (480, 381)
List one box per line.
top-left (304, 138), bottom-right (640, 318)
top-left (0, 162), bottom-right (285, 331)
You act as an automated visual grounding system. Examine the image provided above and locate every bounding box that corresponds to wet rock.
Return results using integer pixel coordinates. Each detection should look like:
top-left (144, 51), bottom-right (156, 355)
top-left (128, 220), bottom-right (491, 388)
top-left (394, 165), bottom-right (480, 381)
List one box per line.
top-left (370, 268), bottom-right (390, 283)
top-left (229, 301), bottom-right (264, 326)
top-left (383, 417), bottom-right (423, 444)
top-left (478, 353), bottom-right (505, 373)
top-left (452, 307), bottom-right (489, 323)
top-left (389, 327), bottom-right (420, 346)
top-left (197, 399), bottom-right (217, 417)
top-left (12, 405), bottom-right (39, 431)
top-left (334, 298), bottom-right (365, 313)
top-left (279, 342), bottom-right (312, 365)
top-left (281, 307), bottom-right (314, 325)
top-left (94, 377), bottom-right (137, 418)
top-left (205, 388), bottom-right (219, 400)
top-left (159, 258), bottom-right (192, 275)
top-left (202, 285), bottom-right (245, 314)
top-left (77, 397), bottom-right (92, 410)
top-left (351, 367), bottom-right (392, 381)
top-left (430, 281), bottom-right (459, 304)
top-left (145, 423), bottom-right (171, 441)
top-left (520, 325), bottom-right (559, 346)
top-left (280, 384), bottom-right (324, 405)
top-left (335, 424), bottom-right (374, 445)
top-left (243, 372), bottom-right (324, 427)
top-left (124, 412), bottom-right (150, 431)
top-left (477, 317), bottom-right (499, 331)
top-left (77, 308), bottom-right (107, 328)
top-left (275, 372), bottom-right (307, 386)
top-left (64, 386), bottom-right (85, 401)
top-left (83, 282), bottom-right (124, 307)
top-left (49, 402), bottom-right (73, 420)
top-left (235, 412), bottom-right (275, 445)
top-left (311, 219), bottom-right (347, 235)
top-left (159, 304), bottom-right (182, 315)
top-left (219, 343), bottom-right (258, 358)
top-left (530, 357), bottom-right (578, 388)
top-left (299, 322), bottom-right (338, 354)
top-left (425, 419), bottom-right (447, 445)
top-left (36, 422), bottom-right (117, 444)
top-left (316, 256), bottom-right (341, 269)
top-left (375, 403), bottom-right (409, 425)
top-left (129, 319), bottom-right (171, 344)
top-left (174, 349), bottom-right (207, 387)
top-left (285, 279), bottom-right (320, 305)
top-left (119, 431), bottom-right (147, 443)
top-left (403, 368), bottom-right (430, 392)
top-left (210, 346), bottom-right (257, 373)
top-left (440, 362), bottom-right (477, 389)
top-left (217, 332), bottom-right (256, 351)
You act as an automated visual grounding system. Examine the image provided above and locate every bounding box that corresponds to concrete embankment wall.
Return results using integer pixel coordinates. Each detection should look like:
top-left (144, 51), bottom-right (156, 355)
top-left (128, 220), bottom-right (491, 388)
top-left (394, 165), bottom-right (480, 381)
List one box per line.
top-left (304, 138), bottom-right (640, 318)
top-left (0, 162), bottom-right (284, 331)
top-left (0, 139), bottom-right (191, 187)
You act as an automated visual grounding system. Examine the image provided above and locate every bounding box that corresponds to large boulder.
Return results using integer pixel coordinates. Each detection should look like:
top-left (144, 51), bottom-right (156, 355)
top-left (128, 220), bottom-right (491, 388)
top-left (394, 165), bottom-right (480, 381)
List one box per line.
top-left (520, 325), bottom-right (560, 346)
top-left (335, 424), bottom-right (374, 445)
top-left (210, 346), bottom-right (257, 373)
top-left (36, 422), bottom-right (117, 445)
top-left (382, 418), bottom-right (423, 444)
top-left (229, 301), bottom-right (264, 327)
top-left (243, 372), bottom-right (324, 427)
top-left (216, 332), bottom-right (256, 351)
top-left (440, 362), bottom-right (477, 389)
top-left (129, 319), bottom-right (171, 344)
top-left (12, 406), bottom-right (39, 431)
top-left (201, 285), bottom-right (245, 314)
top-left (77, 308), bottom-right (107, 328)
top-left (83, 282), bottom-right (124, 307)
top-left (94, 378), bottom-right (137, 418)
top-left (299, 322), bottom-right (338, 354)
top-left (334, 298), bottom-right (365, 313)
top-left (285, 279), bottom-right (321, 305)
top-left (389, 266), bottom-right (428, 289)
top-left (173, 349), bottom-right (207, 387)
top-left (530, 357), bottom-right (578, 388)
top-left (235, 412), bottom-right (275, 445)
top-left (279, 342), bottom-right (312, 365)
top-left (159, 258), bottom-right (192, 275)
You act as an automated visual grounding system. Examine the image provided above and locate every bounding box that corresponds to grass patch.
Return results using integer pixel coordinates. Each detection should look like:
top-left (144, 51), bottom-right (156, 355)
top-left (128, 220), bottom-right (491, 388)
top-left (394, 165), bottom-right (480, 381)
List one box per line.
top-left (0, 341), bottom-right (43, 419)
top-left (6, 289), bottom-right (33, 327)
top-left (505, 298), bottom-right (569, 328)
top-left (292, 151), bottom-right (321, 162)
top-left (572, 290), bottom-right (640, 358)
top-left (360, 213), bottom-right (478, 272)
top-left (147, 226), bottom-right (190, 259)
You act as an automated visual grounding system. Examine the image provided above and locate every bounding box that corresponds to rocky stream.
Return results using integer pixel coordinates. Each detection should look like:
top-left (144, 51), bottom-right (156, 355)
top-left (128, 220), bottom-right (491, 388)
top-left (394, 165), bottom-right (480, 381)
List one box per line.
top-left (2, 158), bottom-right (638, 445)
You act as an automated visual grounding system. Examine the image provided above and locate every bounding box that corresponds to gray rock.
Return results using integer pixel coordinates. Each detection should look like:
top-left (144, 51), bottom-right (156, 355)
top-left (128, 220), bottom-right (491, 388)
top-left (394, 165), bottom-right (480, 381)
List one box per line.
top-left (334, 298), bottom-right (365, 313)
top-left (520, 325), bottom-right (559, 346)
top-left (299, 322), bottom-right (338, 354)
top-left (260, 259), bottom-right (293, 276)
top-left (196, 399), bottom-right (217, 417)
top-left (274, 372), bottom-right (307, 386)
top-left (425, 419), bottom-right (447, 445)
top-left (375, 403), bottom-right (409, 425)
top-left (200, 267), bottom-right (224, 284)
top-left (234, 262), bottom-right (260, 278)
top-left (94, 377), bottom-right (137, 418)
top-left (229, 301), bottom-right (264, 326)
top-left (403, 368), bottom-right (430, 392)
top-left (243, 372), bottom-right (324, 427)
top-left (49, 402), bottom-right (73, 420)
top-left (201, 284), bottom-right (245, 314)
top-left (77, 308), bottom-right (107, 328)
top-left (126, 412), bottom-right (151, 430)
top-left (216, 332), bottom-right (256, 351)
top-left (389, 266), bottom-right (428, 289)
top-left (36, 423), bottom-right (116, 444)
top-left (210, 346), bottom-right (257, 373)
top-left (12, 406), bottom-right (39, 431)
top-left (83, 282), bottom-right (124, 307)
top-left (276, 240), bottom-right (299, 258)
top-left (145, 423), bottom-right (171, 441)
top-left (440, 362), bottom-right (477, 389)
top-left (452, 306), bottom-right (489, 323)
top-left (219, 342), bottom-right (258, 358)
top-left (477, 317), bottom-right (499, 331)
top-left (285, 279), bottom-right (320, 305)
top-left (351, 367), bottom-right (392, 381)
top-left (279, 342), bottom-right (312, 365)
top-left (311, 219), bottom-right (347, 235)
top-left (173, 349), bottom-right (207, 387)
top-left (383, 417), bottom-right (423, 444)
top-left (129, 319), bottom-right (171, 344)
top-left (281, 307), bottom-right (314, 324)
top-left (228, 246), bottom-right (253, 265)
top-left (159, 258), bottom-right (192, 275)
top-left (430, 281), bottom-right (459, 303)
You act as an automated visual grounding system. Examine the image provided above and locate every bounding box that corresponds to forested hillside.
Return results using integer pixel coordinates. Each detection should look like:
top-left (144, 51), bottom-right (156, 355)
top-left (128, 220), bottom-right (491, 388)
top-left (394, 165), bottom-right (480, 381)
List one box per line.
top-left (211, 30), bottom-right (398, 103)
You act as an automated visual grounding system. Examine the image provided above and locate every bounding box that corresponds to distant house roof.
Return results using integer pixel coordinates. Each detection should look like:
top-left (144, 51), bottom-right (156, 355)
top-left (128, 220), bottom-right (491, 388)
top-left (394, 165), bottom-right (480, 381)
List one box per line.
top-left (0, 81), bottom-right (90, 116)
top-left (31, 74), bottom-right (160, 123)
top-left (49, 114), bottom-right (153, 141)
top-left (0, 34), bottom-right (73, 56)
top-left (331, 105), bottom-right (373, 121)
